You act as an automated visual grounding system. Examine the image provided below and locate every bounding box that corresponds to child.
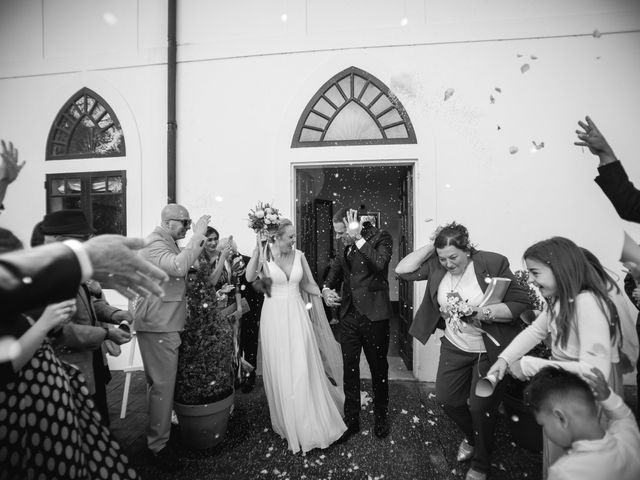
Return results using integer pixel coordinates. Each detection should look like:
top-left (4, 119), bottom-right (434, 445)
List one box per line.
top-left (525, 366), bottom-right (640, 480)
top-left (487, 237), bottom-right (620, 477)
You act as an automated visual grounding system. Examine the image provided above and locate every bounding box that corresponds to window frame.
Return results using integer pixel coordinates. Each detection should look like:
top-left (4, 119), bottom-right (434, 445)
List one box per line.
top-left (45, 170), bottom-right (127, 236)
top-left (46, 87), bottom-right (126, 160)
top-left (291, 66), bottom-right (417, 148)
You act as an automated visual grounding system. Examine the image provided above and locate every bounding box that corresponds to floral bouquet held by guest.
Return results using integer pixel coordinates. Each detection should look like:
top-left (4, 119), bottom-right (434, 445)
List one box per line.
top-left (247, 202), bottom-right (281, 297)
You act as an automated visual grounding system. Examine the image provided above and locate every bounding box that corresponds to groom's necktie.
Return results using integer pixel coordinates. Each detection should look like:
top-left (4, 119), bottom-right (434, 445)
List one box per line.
top-left (346, 245), bottom-right (356, 263)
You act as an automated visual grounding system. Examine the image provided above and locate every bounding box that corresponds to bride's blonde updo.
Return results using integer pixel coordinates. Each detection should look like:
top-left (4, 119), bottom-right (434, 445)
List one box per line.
top-left (270, 218), bottom-right (293, 242)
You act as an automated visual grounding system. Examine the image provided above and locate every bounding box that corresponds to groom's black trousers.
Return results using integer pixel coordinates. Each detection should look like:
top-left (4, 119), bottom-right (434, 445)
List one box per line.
top-left (339, 311), bottom-right (390, 427)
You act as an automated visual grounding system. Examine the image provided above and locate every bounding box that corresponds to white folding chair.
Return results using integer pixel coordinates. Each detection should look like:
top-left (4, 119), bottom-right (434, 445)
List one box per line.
top-left (120, 298), bottom-right (145, 419)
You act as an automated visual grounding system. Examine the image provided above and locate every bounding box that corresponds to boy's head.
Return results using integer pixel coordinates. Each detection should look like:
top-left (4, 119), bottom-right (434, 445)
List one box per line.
top-left (524, 367), bottom-right (598, 448)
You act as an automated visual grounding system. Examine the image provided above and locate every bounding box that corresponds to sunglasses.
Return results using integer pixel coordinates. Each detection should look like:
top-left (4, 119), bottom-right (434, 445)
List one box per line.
top-left (169, 218), bottom-right (192, 228)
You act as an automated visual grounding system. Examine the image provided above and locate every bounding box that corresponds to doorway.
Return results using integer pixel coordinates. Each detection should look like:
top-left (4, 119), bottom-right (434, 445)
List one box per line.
top-left (294, 163), bottom-right (414, 372)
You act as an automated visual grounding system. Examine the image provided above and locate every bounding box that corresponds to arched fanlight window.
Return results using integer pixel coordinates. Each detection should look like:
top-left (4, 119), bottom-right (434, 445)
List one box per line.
top-left (292, 66), bottom-right (416, 147)
top-left (46, 87), bottom-right (126, 160)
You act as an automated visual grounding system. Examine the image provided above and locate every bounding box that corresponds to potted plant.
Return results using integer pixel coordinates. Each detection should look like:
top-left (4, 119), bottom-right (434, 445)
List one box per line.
top-left (502, 270), bottom-right (550, 453)
top-left (173, 268), bottom-right (236, 450)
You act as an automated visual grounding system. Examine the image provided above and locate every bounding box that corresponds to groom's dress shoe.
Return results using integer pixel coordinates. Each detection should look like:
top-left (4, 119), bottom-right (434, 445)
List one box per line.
top-left (374, 415), bottom-right (390, 438)
top-left (335, 423), bottom-right (360, 444)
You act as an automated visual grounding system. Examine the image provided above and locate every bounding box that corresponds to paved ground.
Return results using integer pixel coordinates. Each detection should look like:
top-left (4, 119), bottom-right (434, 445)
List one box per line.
top-left (107, 371), bottom-right (563, 480)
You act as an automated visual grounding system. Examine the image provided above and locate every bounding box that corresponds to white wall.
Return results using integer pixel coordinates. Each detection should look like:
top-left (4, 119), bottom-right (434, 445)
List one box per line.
top-left (1, 0), bottom-right (639, 382)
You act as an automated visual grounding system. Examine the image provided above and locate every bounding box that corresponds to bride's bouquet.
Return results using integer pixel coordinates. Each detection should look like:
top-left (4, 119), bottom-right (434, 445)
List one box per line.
top-left (247, 201), bottom-right (282, 297)
top-left (247, 201), bottom-right (282, 241)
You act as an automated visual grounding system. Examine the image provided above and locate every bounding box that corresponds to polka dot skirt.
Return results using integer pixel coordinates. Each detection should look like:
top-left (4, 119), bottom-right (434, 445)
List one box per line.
top-left (0, 343), bottom-right (138, 480)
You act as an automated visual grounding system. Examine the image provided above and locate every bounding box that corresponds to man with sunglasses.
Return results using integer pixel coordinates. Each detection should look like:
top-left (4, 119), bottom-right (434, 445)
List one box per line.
top-left (134, 203), bottom-right (210, 472)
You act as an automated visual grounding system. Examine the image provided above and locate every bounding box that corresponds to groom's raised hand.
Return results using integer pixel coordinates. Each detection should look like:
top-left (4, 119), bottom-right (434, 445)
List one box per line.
top-left (344, 209), bottom-right (362, 239)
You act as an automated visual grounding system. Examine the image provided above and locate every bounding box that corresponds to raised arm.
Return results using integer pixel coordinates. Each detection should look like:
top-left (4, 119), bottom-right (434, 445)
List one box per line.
top-left (245, 235), bottom-right (264, 283)
top-left (395, 244), bottom-right (435, 276)
top-left (358, 230), bottom-right (393, 272)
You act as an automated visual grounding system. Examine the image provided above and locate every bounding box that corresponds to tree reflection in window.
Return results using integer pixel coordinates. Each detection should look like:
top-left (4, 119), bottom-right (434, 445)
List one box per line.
top-left (46, 88), bottom-right (126, 160)
top-left (292, 66), bottom-right (416, 147)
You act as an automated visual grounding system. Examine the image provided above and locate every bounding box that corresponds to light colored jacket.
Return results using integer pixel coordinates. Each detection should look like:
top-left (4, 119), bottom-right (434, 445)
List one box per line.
top-left (133, 226), bottom-right (205, 332)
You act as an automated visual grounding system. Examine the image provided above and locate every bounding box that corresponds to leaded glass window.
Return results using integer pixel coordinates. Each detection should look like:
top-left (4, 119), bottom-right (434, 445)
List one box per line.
top-left (292, 66), bottom-right (416, 147)
top-left (46, 88), bottom-right (126, 160)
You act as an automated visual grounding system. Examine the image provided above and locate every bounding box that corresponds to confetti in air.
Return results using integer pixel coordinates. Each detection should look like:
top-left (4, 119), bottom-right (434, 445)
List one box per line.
top-left (495, 87), bottom-right (502, 93)
top-left (530, 55), bottom-right (538, 60)
top-left (489, 94), bottom-right (495, 104)
top-left (593, 29), bottom-right (602, 38)
top-left (511, 415), bottom-right (520, 422)
top-left (401, 409), bottom-right (408, 414)
top-left (509, 146), bottom-right (519, 155)
top-left (520, 63), bottom-right (530, 74)
top-left (305, 302), bottom-right (312, 310)
top-left (516, 53), bottom-right (523, 57)
top-left (531, 140), bottom-right (545, 151)
top-left (443, 88), bottom-right (455, 101)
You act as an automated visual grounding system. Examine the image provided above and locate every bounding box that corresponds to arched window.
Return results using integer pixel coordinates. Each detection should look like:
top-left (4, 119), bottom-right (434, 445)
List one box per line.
top-left (46, 87), bottom-right (126, 160)
top-left (292, 66), bottom-right (416, 147)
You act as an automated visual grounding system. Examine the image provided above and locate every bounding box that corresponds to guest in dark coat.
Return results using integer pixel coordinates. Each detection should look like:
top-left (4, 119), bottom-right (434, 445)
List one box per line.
top-left (41, 209), bottom-right (132, 425)
top-left (575, 115), bottom-right (640, 222)
top-left (396, 222), bottom-right (530, 480)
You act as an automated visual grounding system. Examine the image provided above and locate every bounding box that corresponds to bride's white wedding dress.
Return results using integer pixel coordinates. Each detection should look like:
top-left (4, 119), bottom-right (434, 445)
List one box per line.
top-left (260, 249), bottom-right (347, 453)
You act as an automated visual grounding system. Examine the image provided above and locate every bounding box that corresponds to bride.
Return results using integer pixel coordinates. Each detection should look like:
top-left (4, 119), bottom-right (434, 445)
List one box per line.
top-left (246, 218), bottom-right (347, 453)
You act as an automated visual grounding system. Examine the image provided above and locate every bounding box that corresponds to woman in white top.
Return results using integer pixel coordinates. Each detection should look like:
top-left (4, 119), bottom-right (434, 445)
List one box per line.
top-left (488, 237), bottom-right (621, 478)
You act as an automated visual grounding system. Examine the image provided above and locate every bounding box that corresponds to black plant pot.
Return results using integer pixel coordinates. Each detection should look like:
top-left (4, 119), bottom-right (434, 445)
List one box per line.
top-left (503, 377), bottom-right (542, 453)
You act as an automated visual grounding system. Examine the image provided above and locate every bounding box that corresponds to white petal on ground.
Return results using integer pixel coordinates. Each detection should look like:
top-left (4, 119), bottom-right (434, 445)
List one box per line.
top-left (520, 63), bottom-right (530, 73)
top-left (509, 146), bottom-right (519, 155)
top-left (444, 88), bottom-right (455, 101)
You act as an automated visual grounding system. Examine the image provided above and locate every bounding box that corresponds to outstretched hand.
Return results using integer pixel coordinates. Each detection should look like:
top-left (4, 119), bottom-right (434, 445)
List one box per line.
top-left (574, 116), bottom-right (616, 164)
top-left (0, 140), bottom-right (26, 184)
top-left (83, 235), bottom-right (169, 299)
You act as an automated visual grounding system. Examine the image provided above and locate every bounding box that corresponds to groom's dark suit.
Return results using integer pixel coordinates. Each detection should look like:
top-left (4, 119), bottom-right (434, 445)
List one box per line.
top-left (324, 225), bottom-right (393, 430)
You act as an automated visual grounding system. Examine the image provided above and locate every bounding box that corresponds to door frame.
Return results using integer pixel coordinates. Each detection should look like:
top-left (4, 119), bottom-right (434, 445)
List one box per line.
top-left (291, 159), bottom-right (418, 367)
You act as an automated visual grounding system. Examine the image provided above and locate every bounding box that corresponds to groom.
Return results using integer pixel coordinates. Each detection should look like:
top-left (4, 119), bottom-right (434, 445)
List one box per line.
top-left (322, 207), bottom-right (393, 441)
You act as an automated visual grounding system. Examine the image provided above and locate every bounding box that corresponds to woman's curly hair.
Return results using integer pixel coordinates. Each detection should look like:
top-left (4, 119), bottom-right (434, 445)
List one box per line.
top-left (432, 221), bottom-right (477, 254)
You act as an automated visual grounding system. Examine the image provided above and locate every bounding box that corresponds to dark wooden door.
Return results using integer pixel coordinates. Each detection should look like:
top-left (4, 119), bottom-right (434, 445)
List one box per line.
top-left (296, 169), bottom-right (315, 268)
top-left (314, 199), bottom-right (334, 283)
top-left (397, 167), bottom-right (414, 370)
